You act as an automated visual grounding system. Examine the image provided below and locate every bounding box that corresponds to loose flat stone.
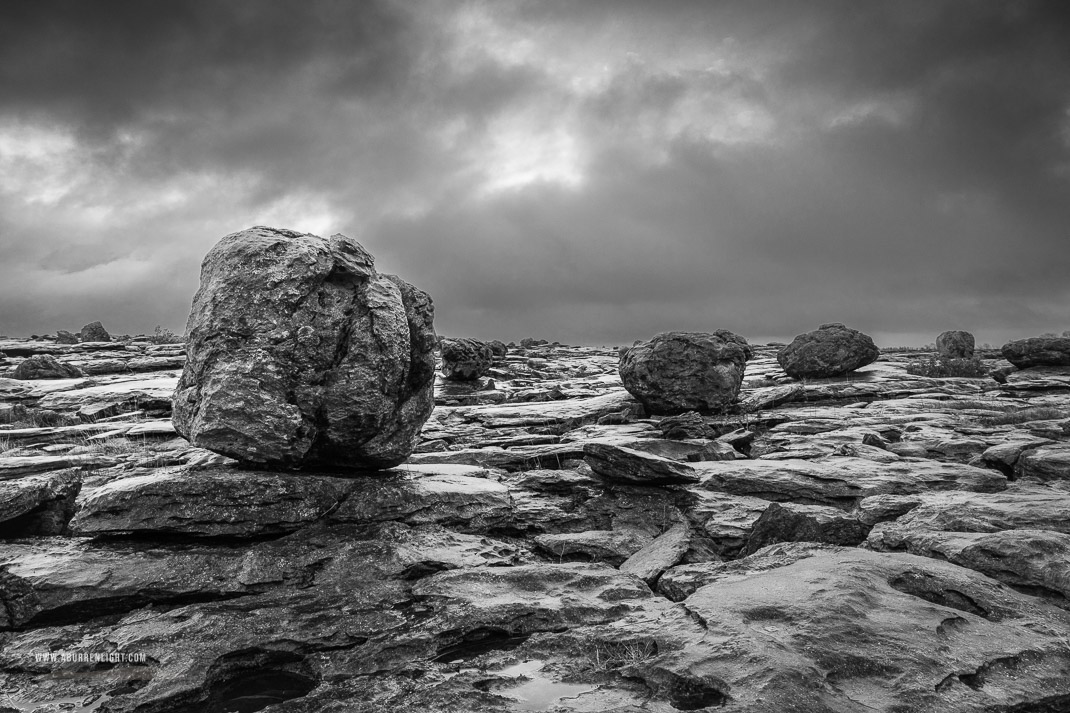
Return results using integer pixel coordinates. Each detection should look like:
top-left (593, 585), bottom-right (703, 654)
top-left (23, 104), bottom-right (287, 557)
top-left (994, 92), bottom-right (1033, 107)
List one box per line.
top-left (696, 457), bottom-right (1006, 508)
top-left (69, 467), bottom-right (352, 537)
top-left (584, 442), bottom-right (699, 485)
top-left (1016, 445), bottom-right (1070, 481)
top-left (619, 521), bottom-right (691, 584)
top-left (534, 529), bottom-right (650, 565)
top-left (0, 470), bottom-right (80, 532)
top-left (868, 526), bottom-right (1070, 601)
top-left (745, 501), bottom-right (869, 553)
top-left (0, 455), bottom-right (118, 480)
top-left (331, 472), bottom-right (513, 533)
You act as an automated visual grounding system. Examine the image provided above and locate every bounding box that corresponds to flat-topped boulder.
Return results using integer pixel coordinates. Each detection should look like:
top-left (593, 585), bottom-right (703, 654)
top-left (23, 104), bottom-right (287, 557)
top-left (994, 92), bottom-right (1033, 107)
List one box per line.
top-left (172, 227), bottom-right (437, 470)
top-left (777, 322), bottom-right (880, 378)
top-left (1002, 336), bottom-right (1070, 368)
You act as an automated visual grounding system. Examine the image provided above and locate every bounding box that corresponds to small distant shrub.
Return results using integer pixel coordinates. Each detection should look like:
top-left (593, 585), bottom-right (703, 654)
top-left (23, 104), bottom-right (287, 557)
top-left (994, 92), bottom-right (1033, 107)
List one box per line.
top-left (906, 356), bottom-right (988, 378)
top-left (586, 639), bottom-right (660, 671)
top-left (150, 325), bottom-right (184, 345)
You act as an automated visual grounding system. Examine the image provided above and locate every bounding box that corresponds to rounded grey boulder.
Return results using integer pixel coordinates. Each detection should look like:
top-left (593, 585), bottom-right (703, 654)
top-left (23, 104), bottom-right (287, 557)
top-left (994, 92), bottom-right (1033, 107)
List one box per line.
top-left (777, 323), bottom-right (879, 379)
top-left (618, 330), bottom-right (752, 415)
top-left (172, 226), bottom-right (437, 470)
top-left (79, 321), bottom-right (111, 342)
top-left (13, 354), bottom-right (84, 380)
top-left (440, 337), bottom-right (493, 381)
top-left (936, 330), bottom-right (975, 359)
top-left (1001, 337), bottom-right (1070, 369)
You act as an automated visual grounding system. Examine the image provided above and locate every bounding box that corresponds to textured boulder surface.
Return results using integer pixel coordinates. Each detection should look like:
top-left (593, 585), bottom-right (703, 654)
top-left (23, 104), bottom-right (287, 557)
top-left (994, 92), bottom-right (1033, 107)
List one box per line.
top-left (1002, 336), bottom-right (1070, 368)
top-left (936, 329), bottom-right (975, 358)
top-left (78, 321), bottom-right (110, 342)
top-left (172, 226), bottom-right (436, 469)
top-left (618, 330), bottom-right (752, 414)
top-left (12, 354), bottom-right (83, 380)
top-left (54, 330), bottom-right (79, 344)
top-left (777, 322), bottom-right (879, 378)
top-left (440, 337), bottom-right (493, 381)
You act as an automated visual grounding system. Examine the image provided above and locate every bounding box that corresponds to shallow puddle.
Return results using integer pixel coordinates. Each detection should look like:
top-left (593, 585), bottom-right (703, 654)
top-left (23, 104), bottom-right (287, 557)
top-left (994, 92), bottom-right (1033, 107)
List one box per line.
top-left (495, 660), bottom-right (597, 711)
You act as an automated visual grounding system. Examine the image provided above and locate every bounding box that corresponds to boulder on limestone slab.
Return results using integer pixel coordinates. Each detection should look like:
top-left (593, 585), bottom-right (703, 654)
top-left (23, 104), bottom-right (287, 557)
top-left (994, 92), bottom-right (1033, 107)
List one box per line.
top-left (618, 331), bottom-right (752, 415)
top-left (776, 323), bottom-right (879, 379)
top-left (55, 330), bottom-right (79, 345)
top-left (12, 354), bottom-right (84, 380)
top-left (172, 226), bottom-right (437, 470)
top-left (440, 337), bottom-right (493, 381)
top-left (79, 321), bottom-right (111, 342)
top-left (936, 330), bottom-right (975, 358)
top-left (1001, 336), bottom-right (1070, 368)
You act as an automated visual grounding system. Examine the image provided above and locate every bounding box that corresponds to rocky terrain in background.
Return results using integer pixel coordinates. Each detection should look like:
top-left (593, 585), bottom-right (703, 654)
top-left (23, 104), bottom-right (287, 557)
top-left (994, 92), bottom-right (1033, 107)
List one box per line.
top-left (0, 334), bottom-right (1069, 712)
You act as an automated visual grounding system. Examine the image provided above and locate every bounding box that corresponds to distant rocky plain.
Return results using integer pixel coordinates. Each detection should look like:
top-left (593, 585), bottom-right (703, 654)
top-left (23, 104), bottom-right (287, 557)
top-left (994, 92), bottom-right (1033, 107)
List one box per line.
top-left (1, 228), bottom-right (1070, 712)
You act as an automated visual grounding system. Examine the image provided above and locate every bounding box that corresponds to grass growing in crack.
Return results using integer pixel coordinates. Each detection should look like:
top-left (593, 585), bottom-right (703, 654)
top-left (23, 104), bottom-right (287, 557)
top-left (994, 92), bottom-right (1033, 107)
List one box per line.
top-left (905, 356), bottom-right (988, 378)
top-left (585, 639), bottom-right (660, 672)
top-left (979, 407), bottom-right (1070, 426)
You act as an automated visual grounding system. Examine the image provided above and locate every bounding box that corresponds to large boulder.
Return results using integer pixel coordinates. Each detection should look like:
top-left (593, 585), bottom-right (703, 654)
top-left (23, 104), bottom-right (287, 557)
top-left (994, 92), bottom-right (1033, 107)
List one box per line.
top-left (1001, 336), bottom-right (1070, 368)
top-left (439, 337), bottom-right (493, 381)
top-left (936, 330), bottom-right (974, 358)
top-left (55, 330), bottom-right (79, 344)
top-left (12, 354), bottom-right (84, 380)
top-left (79, 321), bottom-right (111, 342)
top-left (618, 331), bottom-right (751, 415)
top-left (172, 226), bottom-right (437, 470)
top-left (776, 323), bottom-right (879, 379)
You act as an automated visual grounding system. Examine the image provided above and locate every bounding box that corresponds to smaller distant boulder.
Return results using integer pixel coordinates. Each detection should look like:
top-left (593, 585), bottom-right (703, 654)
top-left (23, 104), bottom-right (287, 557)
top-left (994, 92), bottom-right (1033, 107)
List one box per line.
top-left (13, 354), bottom-right (84, 380)
top-left (936, 330), bottom-right (974, 359)
top-left (777, 323), bottom-right (879, 379)
top-left (520, 337), bottom-right (548, 348)
top-left (1001, 337), bottom-right (1070, 369)
top-left (440, 338), bottom-right (493, 381)
top-left (487, 340), bottom-right (508, 359)
top-left (79, 321), bottom-right (111, 342)
top-left (619, 330), bottom-right (752, 415)
top-left (55, 330), bottom-right (79, 344)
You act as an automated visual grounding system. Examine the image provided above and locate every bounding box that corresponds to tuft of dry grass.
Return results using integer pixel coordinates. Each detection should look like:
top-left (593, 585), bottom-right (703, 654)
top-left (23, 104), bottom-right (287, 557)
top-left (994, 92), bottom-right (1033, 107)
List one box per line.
top-left (906, 356), bottom-right (988, 378)
top-left (586, 639), bottom-right (660, 671)
top-left (979, 407), bottom-right (1070, 426)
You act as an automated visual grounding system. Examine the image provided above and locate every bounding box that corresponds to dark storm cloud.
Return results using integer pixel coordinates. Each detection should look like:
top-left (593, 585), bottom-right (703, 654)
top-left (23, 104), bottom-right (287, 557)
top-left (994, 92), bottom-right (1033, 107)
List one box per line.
top-left (0, 0), bottom-right (1067, 344)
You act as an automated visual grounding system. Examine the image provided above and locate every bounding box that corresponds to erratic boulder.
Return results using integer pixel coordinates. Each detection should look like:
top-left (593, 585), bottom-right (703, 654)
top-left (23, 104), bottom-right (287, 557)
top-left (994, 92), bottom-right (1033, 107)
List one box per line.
top-left (487, 339), bottom-right (508, 359)
top-left (618, 331), bottom-right (751, 415)
top-left (1001, 337), bottom-right (1070, 368)
top-left (172, 226), bottom-right (437, 470)
top-left (55, 330), bottom-right (79, 344)
top-left (440, 337), bottom-right (493, 381)
top-left (936, 330), bottom-right (974, 359)
top-left (12, 354), bottom-right (84, 380)
top-left (79, 321), bottom-right (111, 342)
top-left (777, 323), bottom-right (879, 379)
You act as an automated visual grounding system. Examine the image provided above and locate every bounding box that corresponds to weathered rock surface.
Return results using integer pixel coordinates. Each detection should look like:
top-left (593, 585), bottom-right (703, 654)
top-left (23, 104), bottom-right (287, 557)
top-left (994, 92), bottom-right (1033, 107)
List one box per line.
top-left (696, 456), bottom-right (1006, 507)
top-left (618, 330), bottom-right (751, 414)
top-left (776, 322), bottom-right (880, 378)
top-left (658, 544), bottom-right (1070, 711)
top-left (2, 337), bottom-right (1070, 711)
top-left (1002, 336), bottom-right (1070, 368)
top-left (55, 330), bottom-right (79, 344)
top-left (12, 354), bottom-right (83, 380)
top-left (172, 227), bottom-right (437, 469)
top-left (584, 442), bottom-right (700, 484)
top-left (936, 329), bottom-right (975, 358)
top-left (69, 467), bottom-right (353, 537)
top-left (79, 321), bottom-right (111, 342)
top-left (440, 337), bottom-right (493, 381)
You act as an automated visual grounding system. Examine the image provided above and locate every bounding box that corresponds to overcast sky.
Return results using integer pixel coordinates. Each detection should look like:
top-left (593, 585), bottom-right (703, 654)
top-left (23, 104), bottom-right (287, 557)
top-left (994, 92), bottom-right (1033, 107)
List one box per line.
top-left (1, 0), bottom-right (1068, 346)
